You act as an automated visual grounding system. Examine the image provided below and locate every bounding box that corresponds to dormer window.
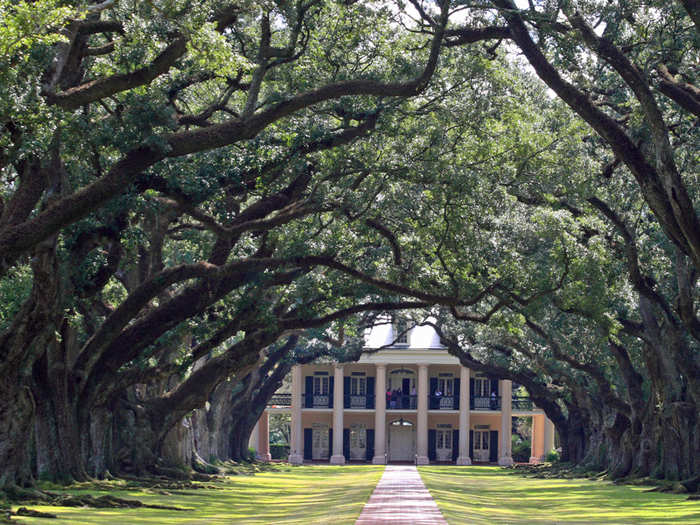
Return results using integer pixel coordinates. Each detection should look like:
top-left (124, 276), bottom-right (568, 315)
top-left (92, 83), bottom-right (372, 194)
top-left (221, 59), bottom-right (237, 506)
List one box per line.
top-left (394, 317), bottom-right (408, 345)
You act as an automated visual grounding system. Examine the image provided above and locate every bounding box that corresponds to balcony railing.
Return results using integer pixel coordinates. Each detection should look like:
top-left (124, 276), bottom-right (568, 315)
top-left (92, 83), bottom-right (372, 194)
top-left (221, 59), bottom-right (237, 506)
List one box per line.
top-left (268, 393), bottom-right (291, 407)
top-left (303, 393), bottom-right (332, 408)
top-left (387, 394), bottom-right (417, 410)
top-left (429, 395), bottom-right (458, 410)
top-left (511, 396), bottom-right (534, 410)
top-left (344, 394), bottom-right (375, 409)
top-left (471, 396), bottom-right (501, 410)
top-left (292, 392), bottom-right (534, 411)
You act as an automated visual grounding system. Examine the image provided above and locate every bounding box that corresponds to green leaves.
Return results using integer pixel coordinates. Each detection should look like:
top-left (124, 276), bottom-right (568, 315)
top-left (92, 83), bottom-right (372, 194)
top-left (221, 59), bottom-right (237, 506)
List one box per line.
top-left (0, 0), bottom-right (73, 58)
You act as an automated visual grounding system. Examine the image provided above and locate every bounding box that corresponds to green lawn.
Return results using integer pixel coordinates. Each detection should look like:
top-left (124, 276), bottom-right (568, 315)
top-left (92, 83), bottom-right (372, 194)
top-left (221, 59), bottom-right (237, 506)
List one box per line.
top-left (419, 466), bottom-right (700, 525)
top-left (12, 465), bottom-right (384, 525)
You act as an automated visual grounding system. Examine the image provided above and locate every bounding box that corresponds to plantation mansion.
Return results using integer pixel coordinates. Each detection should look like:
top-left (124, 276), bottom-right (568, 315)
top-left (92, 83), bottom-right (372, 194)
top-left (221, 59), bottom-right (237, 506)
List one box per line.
top-left (252, 322), bottom-right (556, 465)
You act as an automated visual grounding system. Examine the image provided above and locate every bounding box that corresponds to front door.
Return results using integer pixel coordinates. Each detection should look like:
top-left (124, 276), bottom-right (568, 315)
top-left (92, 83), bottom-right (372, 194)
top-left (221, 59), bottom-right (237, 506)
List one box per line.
top-left (312, 423), bottom-right (329, 460)
top-left (349, 424), bottom-right (366, 460)
top-left (473, 429), bottom-right (490, 462)
top-left (436, 429), bottom-right (453, 461)
top-left (389, 425), bottom-right (415, 461)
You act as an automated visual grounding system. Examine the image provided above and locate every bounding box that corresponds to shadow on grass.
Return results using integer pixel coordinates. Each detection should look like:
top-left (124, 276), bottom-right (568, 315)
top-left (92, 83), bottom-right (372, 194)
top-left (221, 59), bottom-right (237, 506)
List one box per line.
top-left (418, 466), bottom-right (700, 525)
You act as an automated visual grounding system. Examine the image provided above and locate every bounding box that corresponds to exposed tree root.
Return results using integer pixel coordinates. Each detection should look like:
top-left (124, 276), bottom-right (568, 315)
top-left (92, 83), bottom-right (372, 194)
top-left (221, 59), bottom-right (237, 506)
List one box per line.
top-left (4, 490), bottom-right (192, 512)
top-left (53, 494), bottom-right (191, 511)
top-left (509, 463), bottom-right (699, 494)
top-left (116, 475), bottom-right (223, 490)
top-left (680, 475), bottom-right (700, 493)
top-left (15, 507), bottom-right (57, 518)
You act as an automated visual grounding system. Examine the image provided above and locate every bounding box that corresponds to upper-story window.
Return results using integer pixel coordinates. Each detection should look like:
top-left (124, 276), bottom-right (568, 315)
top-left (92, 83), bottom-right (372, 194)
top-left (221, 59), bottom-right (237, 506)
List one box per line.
top-left (313, 372), bottom-right (329, 395)
top-left (474, 375), bottom-right (490, 397)
top-left (350, 373), bottom-right (366, 396)
top-left (394, 318), bottom-right (409, 345)
top-left (437, 373), bottom-right (454, 397)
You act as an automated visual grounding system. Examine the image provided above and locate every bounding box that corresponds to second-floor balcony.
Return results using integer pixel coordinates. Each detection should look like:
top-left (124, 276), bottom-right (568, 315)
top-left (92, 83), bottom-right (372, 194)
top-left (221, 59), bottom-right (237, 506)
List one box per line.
top-left (294, 392), bottom-right (534, 412)
top-left (471, 396), bottom-right (501, 410)
top-left (345, 394), bottom-right (375, 409)
top-left (303, 392), bottom-right (332, 408)
top-left (429, 395), bottom-right (458, 410)
top-left (268, 393), bottom-right (291, 407)
top-left (387, 394), bottom-right (417, 410)
top-left (512, 396), bottom-right (534, 410)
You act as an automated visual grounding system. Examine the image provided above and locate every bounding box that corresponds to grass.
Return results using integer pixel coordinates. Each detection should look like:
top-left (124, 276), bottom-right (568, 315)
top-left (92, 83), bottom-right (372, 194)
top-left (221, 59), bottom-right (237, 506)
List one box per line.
top-left (419, 466), bottom-right (700, 525)
top-left (11, 465), bottom-right (384, 524)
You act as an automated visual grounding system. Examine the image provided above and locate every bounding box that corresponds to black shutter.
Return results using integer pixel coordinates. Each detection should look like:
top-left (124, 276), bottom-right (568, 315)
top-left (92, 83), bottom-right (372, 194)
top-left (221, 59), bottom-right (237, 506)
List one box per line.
top-left (366, 429), bottom-right (375, 461)
top-left (469, 430), bottom-right (474, 460)
top-left (366, 377), bottom-right (375, 409)
top-left (303, 428), bottom-right (313, 460)
top-left (452, 429), bottom-right (459, 462)
top-left (305, 377), bottom-right (313, 408)
top-left (469, 378), bottom-right (475, 409)
top-left (328, 429), bottom-right (333, 459)
top-left (489, 430), bottom-right (498, 463)
top-left (490, 378), bottom-right (499, 396)
top-left (329, 376), bottom-right (334, 408)
top-left (343, 376), bottom-right (351, 409)
top-left (428, 429), bottom-right (437, 461)
top-left (453, 378), bottom-right (460, 410)
top-left (429, 377), bottom-right (438, 409)
top-left (343, 428), bottom-right (350, 460)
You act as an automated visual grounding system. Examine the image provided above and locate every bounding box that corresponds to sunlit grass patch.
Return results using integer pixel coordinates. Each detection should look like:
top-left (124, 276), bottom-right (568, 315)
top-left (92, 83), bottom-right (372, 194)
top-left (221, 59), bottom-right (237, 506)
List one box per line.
top-left (419, 466), bottom-right (700, 525)
top-left (13, 465), bottom-right (384, 524)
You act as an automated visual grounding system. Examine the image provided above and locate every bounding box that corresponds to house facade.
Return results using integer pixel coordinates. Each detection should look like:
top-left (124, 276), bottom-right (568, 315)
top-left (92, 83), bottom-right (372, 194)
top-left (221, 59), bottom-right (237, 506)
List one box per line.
top-left (254, 322), bottom-right (556, 465)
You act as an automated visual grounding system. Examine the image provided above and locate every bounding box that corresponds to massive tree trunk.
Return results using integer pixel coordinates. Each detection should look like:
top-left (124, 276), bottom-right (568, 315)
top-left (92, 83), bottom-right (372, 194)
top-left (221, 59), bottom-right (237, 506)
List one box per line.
top-left (639, 297), bottom-right (698, 480)
top-left (31, 321), bottom-right (90, 483)
top-left (193, 380), bottom-right (236, 463)
top-left (0, 381), bottom-right (35, 489)
top-left (32, 379), bottom-right (87, 483)
top-left (556, 403), bottom-right (589, 465)
top-left (0, 237), bottom-right (62, 489)
top-left (87, 405), bottom-right (114, 478)
top-left (229, 403), bottom-right (262, 462)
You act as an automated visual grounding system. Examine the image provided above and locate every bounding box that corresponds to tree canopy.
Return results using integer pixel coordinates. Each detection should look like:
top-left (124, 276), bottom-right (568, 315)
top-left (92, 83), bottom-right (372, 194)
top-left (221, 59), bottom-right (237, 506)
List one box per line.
top-left (0, 0), bottom-right (698, 490)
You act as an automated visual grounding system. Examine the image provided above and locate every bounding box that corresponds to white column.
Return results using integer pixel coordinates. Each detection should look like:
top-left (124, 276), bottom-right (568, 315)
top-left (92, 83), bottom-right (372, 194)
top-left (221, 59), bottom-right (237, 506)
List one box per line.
top-left (544, 416), bottom-right (555, 456)
top-left (530, 414), bottom-right (544, 463)
top-left (456, 366), bottom-right (471, 465)
top-left (330, 365), bottom-right (345, 464)
top-left (288, 365), bottom-right (304, 465)
top-left (498, 379), bottom-right (513, 466)
top-left (372, 364), bottom-right (387, 464)
top-left (416, 364), bottom-right (429, 465)
top-left (258, 410), bottom-right (271, 461)
top-left (249, 420), bottom-right (259, 457)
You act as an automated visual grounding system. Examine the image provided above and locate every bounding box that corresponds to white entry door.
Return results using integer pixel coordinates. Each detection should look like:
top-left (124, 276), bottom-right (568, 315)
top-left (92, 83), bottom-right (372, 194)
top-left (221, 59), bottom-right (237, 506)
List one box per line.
top-left (473, 429), bottom-right (490, 462)
top-left (312, 423), bottom-right (329, 460)
top-left (350, 424), bottom-right (366, 460)
top-left (436, 429), bottom-right (453, 461)
top-left (389, 425), bottom-right (415, 461)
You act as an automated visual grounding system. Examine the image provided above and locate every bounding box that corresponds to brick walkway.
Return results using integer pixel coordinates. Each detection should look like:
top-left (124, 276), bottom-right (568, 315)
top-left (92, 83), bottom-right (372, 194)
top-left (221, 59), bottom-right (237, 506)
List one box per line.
top-left (355, 465), bottom-right (447, 524)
